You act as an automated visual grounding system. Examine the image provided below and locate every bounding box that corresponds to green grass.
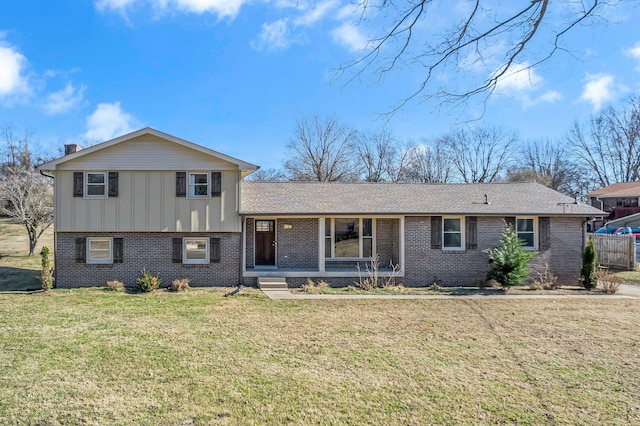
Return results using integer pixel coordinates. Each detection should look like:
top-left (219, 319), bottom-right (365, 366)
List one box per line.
top-left (0, 217), bottom-right (54, 291)
top-left (0, 289), bottom-right (639, 425)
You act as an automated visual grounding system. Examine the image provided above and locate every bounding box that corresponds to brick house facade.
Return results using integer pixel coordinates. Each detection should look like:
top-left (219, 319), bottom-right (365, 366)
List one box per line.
top-left (38, 128), bottom-right (603, 289)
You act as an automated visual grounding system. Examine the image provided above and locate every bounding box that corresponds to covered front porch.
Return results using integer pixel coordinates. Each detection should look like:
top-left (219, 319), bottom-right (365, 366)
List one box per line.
top-left (242, 216), bottom-right (405, 280)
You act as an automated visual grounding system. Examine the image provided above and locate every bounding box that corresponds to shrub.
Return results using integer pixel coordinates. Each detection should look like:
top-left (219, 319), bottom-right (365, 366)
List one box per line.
top-left (580, 240), bottom-right (597, 290)
top-left (106, 280), bottom-right (124, 291)
top-left (171, 278), bottom-right (191, 292)
top-left (136, 269), bottom-right (161, 293)
top-left (529, 263), bottom-right (559, 290)
top-left (316, 280), bottom-right (330, 290)
top-left (596, 269), bottom-right (622, 294)
top-left (300, 279), bottom-right (330, 293)
top-left (301, 278), bottom-right (317, 293)
top-left (39, 246), bottom-right (54, 290)
top-left (484, 222), bottom-right (537, 288)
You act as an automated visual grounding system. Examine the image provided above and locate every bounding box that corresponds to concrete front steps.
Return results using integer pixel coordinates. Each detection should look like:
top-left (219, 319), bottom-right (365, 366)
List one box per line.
top-left (258, 277), bottom-right (288, 290)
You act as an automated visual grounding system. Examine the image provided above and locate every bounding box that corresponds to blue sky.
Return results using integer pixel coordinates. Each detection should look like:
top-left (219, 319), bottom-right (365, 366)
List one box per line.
top-left (1, 1), bottom-right (639, 170)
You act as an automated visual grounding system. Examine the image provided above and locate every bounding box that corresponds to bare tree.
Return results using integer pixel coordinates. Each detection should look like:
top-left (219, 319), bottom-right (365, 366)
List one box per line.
top-left (245, 168), bottom-right (288, 182)
top-left (339, 0), bottom-right (615, 111)
top-left (356, 128), bottom-right (397, 182)
top-left (442, 127), bottom-right (516, 183)
top-left (568, 96), bottom-right (640, 188)
top-left (403, 139), bottom-right (454, 183)
top-left (0, 125), bottom-right (53, 256)
top-left (284, 115), bottom-right (359, 181)
top-left (508, 139), bottom-right (584, 195)
top-left (385, 141), bottom-right (415, 183)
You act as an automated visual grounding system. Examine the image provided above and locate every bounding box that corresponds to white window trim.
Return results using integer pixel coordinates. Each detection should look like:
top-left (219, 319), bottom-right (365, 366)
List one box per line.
top-left (325, 217), bottom-right (376, 260)
top-left (87, 237), bottom-right (113, 264)
top-left (442, 216), bottom-right (465, 251)
top-left (187, 171), bottom-right (210, 199)
top-left (84, 171), bottom-right (108, 199)
top-left (183, 237), bottom-right (209, 264)
top-left (516, 216), bottom-right (538, 250)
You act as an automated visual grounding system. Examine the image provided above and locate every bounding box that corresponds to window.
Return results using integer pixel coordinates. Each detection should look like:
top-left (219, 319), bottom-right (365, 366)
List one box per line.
top-left (516, 217), bottom-right (536, 248)
top-left (85, 172), bottom-right (107, 198)
top-left (87, 237), bottom-right (112, 264)
top-left (188, 172), bottom-right (209, 198)
top-left (443, 217), bottom-right (463, 250)
top-left (184, 238), bottom-right (209, 264)
top-left (325, 218), bottom-right (375, 258)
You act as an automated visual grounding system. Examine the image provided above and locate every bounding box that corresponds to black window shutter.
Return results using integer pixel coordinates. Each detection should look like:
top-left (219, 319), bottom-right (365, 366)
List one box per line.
top-left (75, 237), bottom-right (86, 263)
top-left (539, 217), bottom-right (551, 250)
top-left (108, 172), bottom-right (119, 197)
top-left (113, 238), bottom-right (123, 263)
top-left (73, 172), bottom-right (83, 197)
top-left (176, 172), bottom-right (186, 197)
top-left (172, 238), bottom-right (183, 263)
top-left (210, 237), bottom-right (221, 263)
top-left (505, 216), bottom-right (516, 230)
top-left (466, 216), bottom-right (478, 250)
top-left (431, 216), bottom-right (442, 249)
top-left (211, 172), bottom-right (221, 197)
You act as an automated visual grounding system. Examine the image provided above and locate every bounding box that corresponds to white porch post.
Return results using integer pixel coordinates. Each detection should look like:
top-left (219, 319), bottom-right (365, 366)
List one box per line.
top-left (399, 216), bottom-right (405, 274)
top-left (318, 218), bottom-right (325, 272)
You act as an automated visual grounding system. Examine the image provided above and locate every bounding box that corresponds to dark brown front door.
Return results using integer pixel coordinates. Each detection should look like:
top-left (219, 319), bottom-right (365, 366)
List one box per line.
top-left (255, 220), bottom-right (276, 266)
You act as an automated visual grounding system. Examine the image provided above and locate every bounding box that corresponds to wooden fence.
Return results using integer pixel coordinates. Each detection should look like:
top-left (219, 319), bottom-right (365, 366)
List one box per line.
top-left (586, 233), bottom-right (637, 270)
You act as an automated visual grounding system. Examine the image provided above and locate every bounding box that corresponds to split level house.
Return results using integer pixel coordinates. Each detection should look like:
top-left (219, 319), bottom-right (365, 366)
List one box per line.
top-left (37, 128), bottom-right (604, 288)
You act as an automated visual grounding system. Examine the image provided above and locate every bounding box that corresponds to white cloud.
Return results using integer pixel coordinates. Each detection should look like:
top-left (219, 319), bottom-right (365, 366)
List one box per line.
top-left (539, 90), bottom-right (562, 103)
top-left (331, 22), bottom-right (368, 52)
top-left (95, 0), bottom-right (247, 19)
top-left (0, 40), bottom-right (31, 102)
top-left (495, 62), bottom-right (541, 92)
top-left (579, 73), bottom-right (623, 111)
top-left (44, 83), bottom-right (86, 115)
top-left (252, 19), bottom-right (291, 51)
top-left (294, 0), bottom-right (338, 26)
top-left (627, 42), bottom-right (640, 71)
top-left (84, 102), bottom-right (139, 141)
top-left (95, 0), bottom-right (137, 12)
top-left (493, 62), bottom-right (562, 107)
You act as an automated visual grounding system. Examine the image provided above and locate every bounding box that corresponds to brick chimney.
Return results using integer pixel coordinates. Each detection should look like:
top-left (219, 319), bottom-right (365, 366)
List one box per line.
top-left (64, 144), bottom-right (82, 155)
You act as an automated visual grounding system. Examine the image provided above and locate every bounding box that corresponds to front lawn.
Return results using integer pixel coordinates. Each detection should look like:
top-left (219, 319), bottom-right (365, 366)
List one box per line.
top-left (1, 289), bottom-right (638, 425)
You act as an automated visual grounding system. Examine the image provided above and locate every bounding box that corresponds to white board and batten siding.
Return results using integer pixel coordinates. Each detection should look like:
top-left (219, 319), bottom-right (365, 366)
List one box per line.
top-left (53, 134), bottom-right (241, 171)
top-left (53, 134), bottom-right (243, 233)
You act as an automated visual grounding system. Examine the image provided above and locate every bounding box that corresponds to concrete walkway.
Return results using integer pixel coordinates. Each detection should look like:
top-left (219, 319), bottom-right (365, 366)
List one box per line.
top-left (261, 284), bottom-right (640, 300)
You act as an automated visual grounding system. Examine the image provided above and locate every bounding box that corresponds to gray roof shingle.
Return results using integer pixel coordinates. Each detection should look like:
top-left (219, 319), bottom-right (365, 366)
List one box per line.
top-left (240, 181), bottom-right (604, 216)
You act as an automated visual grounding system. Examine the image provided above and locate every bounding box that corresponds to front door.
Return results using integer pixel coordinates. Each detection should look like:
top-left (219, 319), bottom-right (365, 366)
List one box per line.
top-left (255, 220), bottom-right (276, 266)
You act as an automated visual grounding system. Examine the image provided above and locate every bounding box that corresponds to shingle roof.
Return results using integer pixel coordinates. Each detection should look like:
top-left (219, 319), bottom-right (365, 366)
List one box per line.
top-left (585, 182), bottom-right (640, 198)
top-left (240, 181), bottom-right (604, 216)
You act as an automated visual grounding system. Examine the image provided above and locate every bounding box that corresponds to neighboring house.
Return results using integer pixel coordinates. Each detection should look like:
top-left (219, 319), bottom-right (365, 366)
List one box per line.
top-left (586, 182), bottom-right (640, 224)
top-left (38, 128), bottom-right (604, 288)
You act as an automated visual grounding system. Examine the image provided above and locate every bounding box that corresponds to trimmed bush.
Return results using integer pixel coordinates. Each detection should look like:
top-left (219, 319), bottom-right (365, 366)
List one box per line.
top-left (136, 269), bottom-right (161, 293)
top-left (39, 246), bottom-right (54, 290)
top-left (580, 240), bottom-right (597, 290)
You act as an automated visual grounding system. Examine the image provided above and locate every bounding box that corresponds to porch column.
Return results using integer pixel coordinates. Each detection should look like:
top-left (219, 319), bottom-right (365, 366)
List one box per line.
top-left (318, 218), bottom-right (325, 272)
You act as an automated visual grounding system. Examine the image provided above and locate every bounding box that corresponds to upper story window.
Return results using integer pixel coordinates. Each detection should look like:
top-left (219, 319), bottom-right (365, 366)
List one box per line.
top-left (85, 172), bottom-right (107, 198)
top-left (325, 218), bottom-right (375, 259)
top-left (516, 217), bottom-right (536, 249)
top-left (443, 217), bottom-right (464, 250)
top-left (189, 172), bottom-right (209, 198)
